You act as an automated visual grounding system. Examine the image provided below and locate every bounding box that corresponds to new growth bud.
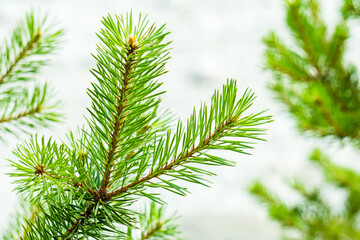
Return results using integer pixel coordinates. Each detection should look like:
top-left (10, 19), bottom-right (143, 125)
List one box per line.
top-left (129, 34), bottom-right (138, 48)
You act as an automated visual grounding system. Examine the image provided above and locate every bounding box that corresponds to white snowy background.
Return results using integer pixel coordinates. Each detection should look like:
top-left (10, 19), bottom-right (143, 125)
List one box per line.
top-left (0, 0), bottom-right (359, 239)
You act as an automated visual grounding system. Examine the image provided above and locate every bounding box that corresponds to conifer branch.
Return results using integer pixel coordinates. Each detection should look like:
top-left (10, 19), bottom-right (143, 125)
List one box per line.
top-left (250, 0), bottom-right (360, 238)
top-left (0, 102), bottom-right (42, 124)
top-left (101, 41), bottom-right (137, 193)
top-left (264, 0), bottom-right (360, 145)
top-left (0, 31), bottom-right (41, 85)
top-left (0, 84), bottom-right (61, 139)
top-left (314, 98), bottom-right (346, 138)
top-left (0, 11), bottom-right (63, 138)
top-left (2, 199), bottom-right (41, 240)
top-left (343, 0), bottom-right (360, 18)
top-left (108, 115), bottom-right (240, 199)
top-left (62, 203), bottom-right (95, 240)
top-left (127, 201), bottom-right (182, 240)
top-left (20, 203), bottom-right (39, 240)
top-left (0, 11), bottom-right (63, 84)
top-left (141, 221), bottom-right (164, 240)
top-left (9, 12), bottom-right (270, 239)
top-left (287, 1), bottom-right (322, 74)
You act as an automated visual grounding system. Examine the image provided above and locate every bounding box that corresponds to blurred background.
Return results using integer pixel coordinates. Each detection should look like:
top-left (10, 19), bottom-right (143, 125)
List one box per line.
top-left (0, 0), bottom-right (359, 239)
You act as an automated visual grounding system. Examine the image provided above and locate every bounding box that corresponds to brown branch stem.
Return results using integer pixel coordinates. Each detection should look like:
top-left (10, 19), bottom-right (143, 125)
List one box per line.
top-left (141, 221), bottom-right (164, 240)
top-left (100, 46), bottom-right (136, 193)
top-left (62, 41), bottom-right (138, 240)
top-left (63, 115), bottom-right (237, 239)
top-left (20, 203), bottom-right (39, 240)
top-left (107, 116), bottom-right (236, 199)
top-left (0, 104), bottom-right (42, 124)
top-left (289, 4), bottom-right (322, 75)
top-left (61, 203), bottom-right (95, 240)
top-left (0, 30), bottom-right (41, 84)
top-left (314, 99), bottom-right (346, 138)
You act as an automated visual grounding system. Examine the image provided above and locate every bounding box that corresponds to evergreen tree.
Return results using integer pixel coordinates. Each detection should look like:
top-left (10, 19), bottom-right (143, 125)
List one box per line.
top-left (0, 11), bottom-right (62, 139)
top-left (5, 12), bottom-right (271, 239)
top-left (249, 0), bottom-right (360, 239)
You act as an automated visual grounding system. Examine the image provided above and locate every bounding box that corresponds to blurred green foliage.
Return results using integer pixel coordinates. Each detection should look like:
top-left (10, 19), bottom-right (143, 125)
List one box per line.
top-left (0, 11), bottom-right (63, 139)
top-left (249, 0), bottom-right (360, 239)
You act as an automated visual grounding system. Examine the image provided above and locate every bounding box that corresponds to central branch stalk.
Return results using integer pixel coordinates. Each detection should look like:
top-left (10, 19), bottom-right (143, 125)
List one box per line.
top-left (99, 43), bottom-right (137, 197)
top-left (0, 31), bottom-right (41, 84)
top-left (63, 41), bottom-right (137, 240)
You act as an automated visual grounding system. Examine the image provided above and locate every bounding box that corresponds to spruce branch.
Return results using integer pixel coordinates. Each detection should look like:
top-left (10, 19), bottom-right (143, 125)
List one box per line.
top-left (107, 87), bottom-right (269, 199)
top-left (250, 150), bottom-right (360, 239)
top-left (0, 84), bottom-right (60, 134)
top-left (310, 149), bottom-right (360, 200)
top-left (285, 0), bottom-right (325, 74)
top-left (0, 101), bottom-right (41, 123)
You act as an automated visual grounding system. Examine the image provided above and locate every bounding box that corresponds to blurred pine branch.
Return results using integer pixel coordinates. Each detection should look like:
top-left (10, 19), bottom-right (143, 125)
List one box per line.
top-left (0, 10), bottom-right (63, 240)
top-left (249, 0), bottom-right (360, 239)
top-left (0, 11), bottom-right (63, 139)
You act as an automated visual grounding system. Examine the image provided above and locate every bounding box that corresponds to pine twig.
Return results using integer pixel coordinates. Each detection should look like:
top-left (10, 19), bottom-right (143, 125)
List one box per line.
top-left (0, 103), bottom-right (42, 124)
top-left (0, 31), bottom-right (41, 84)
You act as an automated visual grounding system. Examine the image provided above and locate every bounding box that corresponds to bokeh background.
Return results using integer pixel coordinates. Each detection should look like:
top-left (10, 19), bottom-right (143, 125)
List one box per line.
top-left (0, 0), bottom-right (359, 239)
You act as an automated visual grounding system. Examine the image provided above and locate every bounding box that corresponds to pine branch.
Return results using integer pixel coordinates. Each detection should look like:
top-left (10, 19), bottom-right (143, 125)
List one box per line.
top-left (310, 149), bottom-right (360, 200)
top-left (343, 0), bottom-right (360, 19)
top-left (1, 199), bottom-right (39, 240)
top-left (0, 103), bottom-right (42, 123)
top-left (263, 0), bottom-right (360, 144)
top-left (9, 12), bottom-right (271, 239)
top-left (313, 97), bottom-right (346, 138)
top-left (0, 11), bottom-right (63, 84)
top-left (286, 0), bottom-right (324, 74)
top-left (141, 224), bottom-right (163, 240)
top-left (124, 201), bottom-right (182, 240)
top-left (100, 41), bottom-right (137, 194)
top-left (0, 31), bottom-right (41, 84)
top-left (62, 203), bottom-right (95, 239)
top-left (263, 32), bottom-right (312, 82)
top-left (139, 202), bottom-right (181, 240)
top-left (108, 112), bottom-right (247, 199)
top-left (249, 0), bottom-right (360, 239)
top-left (0, 11), bottom-right (63, 138)
top-left (60, 81), bottom-right (269, 239)
top-left (20, 203), bottom-right (39, 240)
top-left (0, 84), bottom-right (61, 139)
